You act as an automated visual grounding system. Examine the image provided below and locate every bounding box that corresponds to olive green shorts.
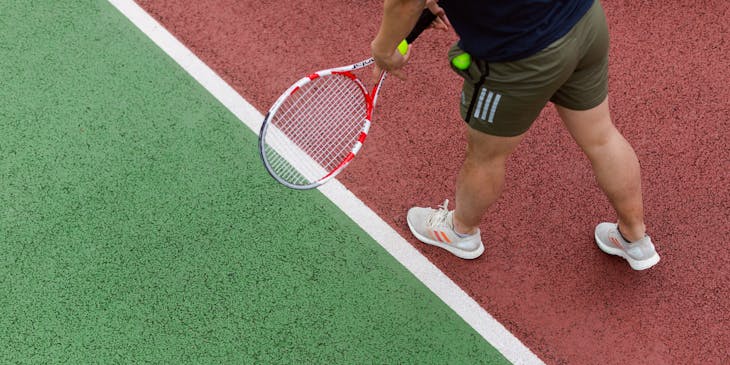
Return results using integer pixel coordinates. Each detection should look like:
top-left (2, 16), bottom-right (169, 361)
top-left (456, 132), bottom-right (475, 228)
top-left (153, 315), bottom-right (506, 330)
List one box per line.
top-left (449, 0), bottom-right (610, 137)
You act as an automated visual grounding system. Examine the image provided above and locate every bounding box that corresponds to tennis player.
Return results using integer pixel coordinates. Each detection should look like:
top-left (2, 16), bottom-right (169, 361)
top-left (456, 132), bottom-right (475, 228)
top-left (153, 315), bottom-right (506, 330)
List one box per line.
top-left (371, 0), bottom-right (660, 270)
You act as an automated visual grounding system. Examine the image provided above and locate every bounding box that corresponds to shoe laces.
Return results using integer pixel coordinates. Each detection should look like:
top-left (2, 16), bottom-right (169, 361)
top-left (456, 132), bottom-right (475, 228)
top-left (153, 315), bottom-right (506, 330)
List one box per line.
top-left (426, 200), bottom-right (452, 229)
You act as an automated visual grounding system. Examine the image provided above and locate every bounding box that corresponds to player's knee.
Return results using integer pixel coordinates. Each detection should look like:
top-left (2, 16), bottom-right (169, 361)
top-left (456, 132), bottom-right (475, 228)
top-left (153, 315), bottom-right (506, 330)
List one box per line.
top-left (570, 119), bottom-right (618, 150)
top-left (464, 142), bottom-right (510, 168)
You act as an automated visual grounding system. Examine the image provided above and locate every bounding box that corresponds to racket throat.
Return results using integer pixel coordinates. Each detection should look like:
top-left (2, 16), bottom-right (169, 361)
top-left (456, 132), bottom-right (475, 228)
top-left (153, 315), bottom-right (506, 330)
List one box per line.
top-left (370, 71), bottom-right (387, 107)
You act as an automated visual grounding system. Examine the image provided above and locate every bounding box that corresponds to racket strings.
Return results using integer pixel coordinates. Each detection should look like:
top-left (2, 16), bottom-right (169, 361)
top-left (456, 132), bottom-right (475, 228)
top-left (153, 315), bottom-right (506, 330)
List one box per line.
top-left (271, 82), bottom-right (354, 180)
top-left (278, 80), bottom-right (353, 158)
top-left (263, 74), bottom-right (367, 185)
top-left (284, 78), bottom-right (362, 156)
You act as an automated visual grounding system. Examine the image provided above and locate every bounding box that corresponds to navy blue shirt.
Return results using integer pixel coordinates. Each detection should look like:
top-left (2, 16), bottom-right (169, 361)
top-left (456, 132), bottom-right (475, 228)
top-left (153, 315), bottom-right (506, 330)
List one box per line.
top-left (440, 0), bottom-right (593, 61)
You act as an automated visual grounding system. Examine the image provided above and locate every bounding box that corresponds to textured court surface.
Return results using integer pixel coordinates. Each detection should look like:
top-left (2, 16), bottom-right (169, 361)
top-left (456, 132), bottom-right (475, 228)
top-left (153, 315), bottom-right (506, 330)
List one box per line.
top-left (0, 2), bottom-right (510, 363)
top-left (135, 0), bottom-right (729, 364)
top-left (2, 0), bottom-right (728, 364)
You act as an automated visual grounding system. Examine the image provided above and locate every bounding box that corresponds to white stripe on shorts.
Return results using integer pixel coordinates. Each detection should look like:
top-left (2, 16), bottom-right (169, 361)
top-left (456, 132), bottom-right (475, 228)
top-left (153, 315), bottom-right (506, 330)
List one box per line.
top-left (473, 88), bottom-right (487, 119)
top-left (488, 93), bottom-right (502, 123)
top-left (480, 91), bottom-right (494, 120)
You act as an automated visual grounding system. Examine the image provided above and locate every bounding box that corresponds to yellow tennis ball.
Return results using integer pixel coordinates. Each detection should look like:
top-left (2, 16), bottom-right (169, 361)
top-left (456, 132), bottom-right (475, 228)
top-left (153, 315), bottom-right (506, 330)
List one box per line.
top-left (397, 40), bottom-right (409, 55)
top-left (452, 52), bottom-right (472, 70)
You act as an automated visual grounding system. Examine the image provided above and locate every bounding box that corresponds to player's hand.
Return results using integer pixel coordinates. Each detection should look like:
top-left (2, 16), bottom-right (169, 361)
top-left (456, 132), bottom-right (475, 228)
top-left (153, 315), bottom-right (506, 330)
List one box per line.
top-left (370, 0), bottom-right (449, 83)
top-left (371, 42), bottom-right (411, 82)
top-left (426, 0), bottom-right (451, 31)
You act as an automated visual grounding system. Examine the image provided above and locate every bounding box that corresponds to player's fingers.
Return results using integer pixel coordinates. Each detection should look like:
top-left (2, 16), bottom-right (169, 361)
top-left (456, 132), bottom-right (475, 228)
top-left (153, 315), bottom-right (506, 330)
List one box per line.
top-left (392, 46), bottom-right (412, 79)
top-left (430, 18), bottom-right (448, 31)
top-left (426, 0), bottom-right (451, 30)
top-left (435, 14), bottom-right (451, 30)
top-left (372, 46), bottom-right (409, 82)
top-left (401, 45), bottom-right (412, 63)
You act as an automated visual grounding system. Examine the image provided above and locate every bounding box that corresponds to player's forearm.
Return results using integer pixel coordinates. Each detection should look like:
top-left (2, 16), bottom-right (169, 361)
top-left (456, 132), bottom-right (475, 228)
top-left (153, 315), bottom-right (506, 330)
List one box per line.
top-left (371, 0), bottom-right (425, 57)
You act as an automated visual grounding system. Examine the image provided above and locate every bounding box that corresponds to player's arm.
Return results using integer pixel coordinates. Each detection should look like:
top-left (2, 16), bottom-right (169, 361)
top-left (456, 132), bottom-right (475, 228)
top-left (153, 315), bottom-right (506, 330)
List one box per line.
top-left (371, 0), bottom-right (425, 79)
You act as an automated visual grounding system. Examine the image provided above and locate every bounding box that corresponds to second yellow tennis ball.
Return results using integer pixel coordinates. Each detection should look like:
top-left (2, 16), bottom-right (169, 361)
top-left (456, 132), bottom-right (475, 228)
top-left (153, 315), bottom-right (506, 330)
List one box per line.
top-left (397, 40), bottom-right (409, 55)
top-left (452, 52), bottom-right (472, 70)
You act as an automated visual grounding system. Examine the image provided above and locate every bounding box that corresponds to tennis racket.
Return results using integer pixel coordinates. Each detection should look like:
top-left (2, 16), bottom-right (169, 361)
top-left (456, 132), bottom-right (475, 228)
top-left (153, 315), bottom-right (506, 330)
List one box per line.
top-left (259, 10), bottom-right (437, 190)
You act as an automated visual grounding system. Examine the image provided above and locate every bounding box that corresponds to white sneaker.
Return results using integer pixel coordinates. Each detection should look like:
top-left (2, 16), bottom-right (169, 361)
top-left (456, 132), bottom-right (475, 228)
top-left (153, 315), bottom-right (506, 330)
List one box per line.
top-left (406, 200), bottom-right (484, 259)
top-left (594, 222), bottom-right (660, 270)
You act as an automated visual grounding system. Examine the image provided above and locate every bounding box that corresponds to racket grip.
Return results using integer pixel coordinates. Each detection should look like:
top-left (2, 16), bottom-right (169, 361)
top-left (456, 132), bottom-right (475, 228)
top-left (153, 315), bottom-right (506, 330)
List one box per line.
top-left (405, 9), bottom-right (438, 44)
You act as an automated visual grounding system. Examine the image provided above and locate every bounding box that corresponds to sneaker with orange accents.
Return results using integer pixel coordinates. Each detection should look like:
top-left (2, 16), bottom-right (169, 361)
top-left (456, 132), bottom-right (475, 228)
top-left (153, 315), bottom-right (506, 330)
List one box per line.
top-left (406, 200), bottom-right (484, 259)
top-left (594, 222), bottom-right (660, 270)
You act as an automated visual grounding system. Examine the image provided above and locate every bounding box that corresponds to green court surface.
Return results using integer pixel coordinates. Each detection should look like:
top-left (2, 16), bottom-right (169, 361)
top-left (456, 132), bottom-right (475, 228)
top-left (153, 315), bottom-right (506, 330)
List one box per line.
top-left (0, 2), bottom-right (508, 363)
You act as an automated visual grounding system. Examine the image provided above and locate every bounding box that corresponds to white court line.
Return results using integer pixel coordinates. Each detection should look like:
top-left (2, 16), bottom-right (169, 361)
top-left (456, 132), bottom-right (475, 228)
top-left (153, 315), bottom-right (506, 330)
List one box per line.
top-left (108, 1), bottom-right (544, 364)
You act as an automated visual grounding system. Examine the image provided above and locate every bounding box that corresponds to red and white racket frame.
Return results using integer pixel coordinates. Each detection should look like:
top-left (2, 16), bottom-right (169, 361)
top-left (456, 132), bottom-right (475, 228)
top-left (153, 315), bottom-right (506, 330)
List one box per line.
top-left (259, 58), bottom-right (386, 190)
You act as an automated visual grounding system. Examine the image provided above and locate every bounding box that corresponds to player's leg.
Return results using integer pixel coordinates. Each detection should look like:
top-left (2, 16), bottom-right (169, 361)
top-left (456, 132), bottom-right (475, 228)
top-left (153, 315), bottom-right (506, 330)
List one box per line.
top-left (551, 0), bottom-right (644, 240)
top-left (555, 98), bottom-right (645, 241)
top-left (406, 32), bottom-right (573, 259)
top-left (405, 124), bottom-right (526, 259)
top-left (551, 0), bottom-right (659, 269)
top-left (452, 127), bottom-right (525, 235)
top-left (558, 97), bottom-right (659, 270)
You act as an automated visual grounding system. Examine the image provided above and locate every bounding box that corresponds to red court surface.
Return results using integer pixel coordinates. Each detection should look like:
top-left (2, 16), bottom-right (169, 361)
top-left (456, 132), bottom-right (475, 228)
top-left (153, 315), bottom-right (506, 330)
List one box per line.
top-left (137, 1), bottom-right (729, 363)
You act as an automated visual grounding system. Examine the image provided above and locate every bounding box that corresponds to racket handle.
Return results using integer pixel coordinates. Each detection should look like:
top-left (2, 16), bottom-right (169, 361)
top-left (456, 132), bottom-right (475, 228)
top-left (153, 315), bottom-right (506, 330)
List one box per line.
top-left (405, 9), bottom-right (438, 44)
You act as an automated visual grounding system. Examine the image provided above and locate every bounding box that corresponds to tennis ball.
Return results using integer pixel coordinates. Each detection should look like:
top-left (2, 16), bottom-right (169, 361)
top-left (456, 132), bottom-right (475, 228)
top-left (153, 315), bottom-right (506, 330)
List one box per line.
top-left (451, 52), bottom-right (472, 70)
top-left (397, 40), bottom-right (409, 55)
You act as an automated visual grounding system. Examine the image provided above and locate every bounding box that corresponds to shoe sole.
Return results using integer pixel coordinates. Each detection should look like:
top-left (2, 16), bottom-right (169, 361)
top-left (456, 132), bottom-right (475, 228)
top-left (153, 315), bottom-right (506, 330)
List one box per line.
top-left (407, 219), bottom-right (484, 260)
top-left (594, 232), bottom-right (660, 270)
